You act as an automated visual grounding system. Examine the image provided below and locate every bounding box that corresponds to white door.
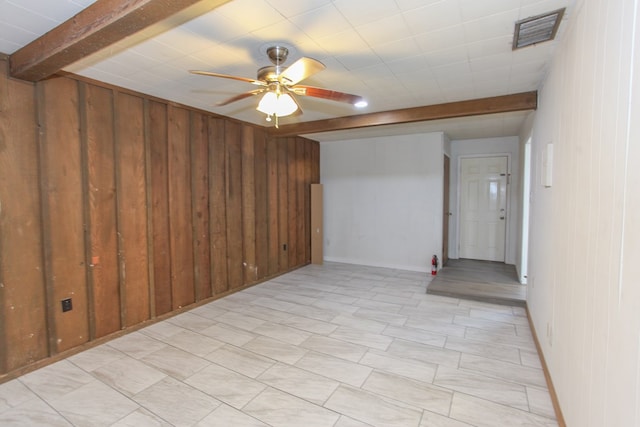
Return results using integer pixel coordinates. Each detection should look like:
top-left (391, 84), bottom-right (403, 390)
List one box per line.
top-left (459, 156), bottom-right (508, 261)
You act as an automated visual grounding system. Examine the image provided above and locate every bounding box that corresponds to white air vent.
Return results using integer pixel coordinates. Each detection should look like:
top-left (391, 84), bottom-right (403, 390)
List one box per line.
top-left (513, 8), bottom-right (565, 50)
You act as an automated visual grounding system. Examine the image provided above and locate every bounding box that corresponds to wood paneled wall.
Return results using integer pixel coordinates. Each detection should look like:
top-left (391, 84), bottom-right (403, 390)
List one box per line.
top-left (0, 60), bottom-right (319, 378)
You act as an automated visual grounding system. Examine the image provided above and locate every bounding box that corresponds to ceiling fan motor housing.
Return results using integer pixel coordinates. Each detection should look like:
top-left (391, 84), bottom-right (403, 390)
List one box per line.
top-left (266, 46), bottom-right (289, 65)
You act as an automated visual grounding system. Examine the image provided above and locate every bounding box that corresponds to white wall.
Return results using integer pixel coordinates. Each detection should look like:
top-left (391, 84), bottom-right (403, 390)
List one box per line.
top-left (527, 0), bottom-right (640, 425)
top-left (448, 136), bottom-right (521, 265)
top-left (321, 132), bottom-right (444, 272)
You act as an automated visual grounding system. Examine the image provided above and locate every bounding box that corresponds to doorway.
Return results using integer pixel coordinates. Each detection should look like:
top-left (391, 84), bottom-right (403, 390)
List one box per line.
top-left (458, 156), bottom-right (508, 262)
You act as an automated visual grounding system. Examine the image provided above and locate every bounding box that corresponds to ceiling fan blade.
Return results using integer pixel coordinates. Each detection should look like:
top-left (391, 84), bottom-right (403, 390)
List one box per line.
top-left (217, 89), bottom-right (265, 106)
top-left (279, 57), bottom-right (325, 86)
top-left (291, 85), bottom-right (366, 106)
top-left (190, 70), bottom-right (266, 86)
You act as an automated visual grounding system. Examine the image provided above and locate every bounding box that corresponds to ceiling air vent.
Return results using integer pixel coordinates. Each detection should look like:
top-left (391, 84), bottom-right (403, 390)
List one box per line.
top-left (512, 8), bottom-right (565, 50)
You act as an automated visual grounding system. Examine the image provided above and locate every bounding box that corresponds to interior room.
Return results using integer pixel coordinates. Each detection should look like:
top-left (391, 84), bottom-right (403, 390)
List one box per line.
top-left (0, 0), bottom-right (638, 426)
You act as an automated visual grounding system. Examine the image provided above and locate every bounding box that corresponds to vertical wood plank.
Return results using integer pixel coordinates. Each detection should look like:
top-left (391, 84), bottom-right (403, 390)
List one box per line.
top-left (303, 139), bottom-right (312, 264)
top-left (225, 122), bottom-right (244, 289)
top-left (254, 129), bottom-right (268, 280)
top-left (167, 106), bottom-right (195, 309)
top-left (277, 138), bottom-right (289, 272)
top-left (241, 125), bottom-right (257, 284)
top-left (191, 112), bottom-right (211, 301)
top-left (148, 101), bottom-right (172, 316)
top-left (311, 140), bottom-right (320, 184)
top-left (115, 92), bottom-right (150, 326)
top-left (287, 138), bottom-right (298, 268)
top-left (82, 83), bottom-right (120, 338)
top-left (266, 137), bottom-right (280, 276)
top-left (40, 77), bottom-right (89, 352)
top-left (0, 59), bottom-right (48, 373)
top-left (209, 117), bottom-right (228, 294)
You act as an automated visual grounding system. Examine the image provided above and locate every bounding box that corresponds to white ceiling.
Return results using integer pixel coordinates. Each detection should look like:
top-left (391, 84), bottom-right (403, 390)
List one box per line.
top-left (0, 0), bottom-right (574, 141)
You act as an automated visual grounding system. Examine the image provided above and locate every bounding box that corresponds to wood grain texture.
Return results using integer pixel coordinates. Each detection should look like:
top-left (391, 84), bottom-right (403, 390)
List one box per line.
top-left (209, 117), bottom-right (229, 294)
top-left (0, 59), bottom-right (48, 372)
top-left (303, 139), bottom-right (312, 264)
top-left (272, 91), bottom-right (538, 137)
top-left (287, 138), bottom-right (298, 268)
top-left (10, 0), bottom-right (233, 81)
top-left (0, 67), bottom-right (320, 377)
top-left (225, 121), bottom-right (244, 289)
top-left (167, 106), bottom-right (195, 309)
top-left (266, 137), bottom-right (280, 276)
top-left (40, 77), bottom-right (89, 352)
top-left (311, 140), bottom-right (320, 184)
top-left (82, 83), bottom-right (120, 338)
top-left (241, 125), bottom-right (257, 284)
top-left (115, 92), bottom-right (150, 326)
top-left (190, 112), bottom-right (211, 300)
top-left (277, 138), bottom-right (289, 271)
top-left (148, 101), bottom-right (172, 315)
top-left (254, 129), bottom-right (268, 281)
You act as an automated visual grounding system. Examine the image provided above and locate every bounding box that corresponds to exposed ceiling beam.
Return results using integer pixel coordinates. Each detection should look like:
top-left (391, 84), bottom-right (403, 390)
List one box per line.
top-left (271, 91), bottom-right (537, 137)
top-left (10, 0), bottom-right (231, 82)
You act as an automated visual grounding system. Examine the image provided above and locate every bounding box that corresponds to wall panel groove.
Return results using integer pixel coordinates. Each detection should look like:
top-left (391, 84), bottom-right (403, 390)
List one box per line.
top-left (0, 63), bottom-right (318, 380)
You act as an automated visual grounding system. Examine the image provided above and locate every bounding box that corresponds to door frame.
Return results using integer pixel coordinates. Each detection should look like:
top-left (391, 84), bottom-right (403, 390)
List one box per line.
top-left (456, 153), bottom-right (512, 262)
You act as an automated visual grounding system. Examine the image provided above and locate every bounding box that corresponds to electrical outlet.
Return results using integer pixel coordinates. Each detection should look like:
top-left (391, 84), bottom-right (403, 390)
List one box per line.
top-left (61, 298), bottom-right (73, 312)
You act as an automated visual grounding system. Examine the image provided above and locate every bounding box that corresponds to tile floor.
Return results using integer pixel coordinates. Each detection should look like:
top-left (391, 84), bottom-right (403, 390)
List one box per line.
top-left (0, 262), bottom-right (556, 427)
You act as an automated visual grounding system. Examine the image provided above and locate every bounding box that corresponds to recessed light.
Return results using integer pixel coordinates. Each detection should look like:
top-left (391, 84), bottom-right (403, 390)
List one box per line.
top-left (355, 100), bottom-right (368, 108)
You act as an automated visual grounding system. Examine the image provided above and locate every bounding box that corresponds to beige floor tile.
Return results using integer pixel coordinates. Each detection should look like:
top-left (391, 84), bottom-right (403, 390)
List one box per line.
top-left (161, 329), bottom-right (225, 357)
top-left (19, 360), bottom-right (95, 403)
top-left (359, 351), bottom-right (437, 383)
top-left (329, 326), bottom-right (394, 350)
top-left (444, 335), bottom-right (521, 364)
top-left (0, 397), bottom-right (73, 427)
top-left (111, 408), bottom-right (173, 427)
top-left (185, 363), bottom-right (266, 408)
top-left (386, 339), bottom-right (461, 367)
top-left (196, 404), bottom-right (269, 427)
top-left (300, 334), bottom-right (368, 362)
top-left (133, 377), bottom-right (220, 426)
top-left (242, 336), bottom-right (308, 365)
top-left (362, 370), bottom-right (452, 415)
top-left (5, 262), bottom-right (553, 427)
top-left (50, 380), bottom-right (139, 427)
top-left (252, 321), bottom-right (312, 345)
top-left (324, 385), bottom-right (422, 427)
top-left (243, 387), bottom-right (340, 427)
top-left (92, 357), bottom-right (166, 397)
top-left (449, 393), bottom-right (557, 427)
top-left (459, 353), bottom-right (547, 388)
top-left (200, 322), bottom-right (257, 347)
top-left (205, 344), bottom-right (275, 378)
top-left (434, 365), bottom-right (529, 411)
top-left (526, 386), bottom-right (556, 419)
top-left (420, 410), bottom-right (474, 427)
top-left (382, 324), bottom-right (447, 347)
top-left (296, 351), bottom-right (373, 387)
top-left (141, 346), bottom-right (211, 380)
top-left (0, 379), bottom-right (39, 412)
top-left (257, 363), bottom-right (340, 405)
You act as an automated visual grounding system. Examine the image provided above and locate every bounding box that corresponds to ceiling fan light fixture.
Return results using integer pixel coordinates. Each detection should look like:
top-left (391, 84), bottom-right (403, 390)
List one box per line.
top-left (355, 99), bottom-right (368, 108)
top-left (257, 91), bottom-right (298, 117)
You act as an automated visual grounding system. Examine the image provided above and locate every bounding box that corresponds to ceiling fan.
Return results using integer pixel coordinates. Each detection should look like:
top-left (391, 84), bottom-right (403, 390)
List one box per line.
top-left (190, 46), bottom-right (367, 127)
